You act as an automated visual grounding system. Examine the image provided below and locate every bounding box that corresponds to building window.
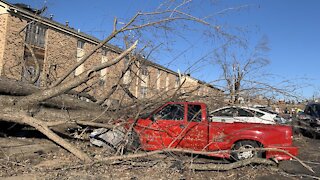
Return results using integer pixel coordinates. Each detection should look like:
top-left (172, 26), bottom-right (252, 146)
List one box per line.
top-left (175, 76), bottom-right (180, 87)
top-left (25, 22), bottom-right (47, 48)
top-left (98, 79), bottom-right (105, 86)
top-left (156, 69), bottom-right (161, 90)
top-left (141, 64), bottom-right (148, 76)
top-left (101, 55), bottom-right (108, 80)
top-left (77, 40), bottom-right (85, 49)
top-left (140, 86), bottom-right (148, 98)
top-left (75, 41), bottom-right (85, 76)
top-left (123, 71), bottom-right (131, 84)
top-left (124, 58), bottom-right (129, 67)
top-left (101, 48), bottom-right (108, 56)
top-left (165, 73), bottom-right (169, 91)
top-left (23, 66), bottom-right (39, 85)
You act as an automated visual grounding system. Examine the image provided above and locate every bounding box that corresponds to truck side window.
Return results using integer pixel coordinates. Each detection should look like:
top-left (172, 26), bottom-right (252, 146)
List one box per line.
top-left (154, 104), bottom-right (184, 120)
top-left (188, 105), bottom-right (202, 122)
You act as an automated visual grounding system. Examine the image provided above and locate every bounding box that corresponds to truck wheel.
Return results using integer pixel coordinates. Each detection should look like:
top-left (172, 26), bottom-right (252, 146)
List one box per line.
top-left (231, 140), bottom-right (262, 161)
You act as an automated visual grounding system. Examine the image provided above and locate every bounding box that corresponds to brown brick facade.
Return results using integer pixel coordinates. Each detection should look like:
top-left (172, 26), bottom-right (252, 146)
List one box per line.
top-left (43, 29), bottom-right (78, 86)
top-left (0, 14), bottom-right (8, 75)
top-left (148, 66), bottom-right (158, 95)
top-left (1, 15), bottom-right (26, 80)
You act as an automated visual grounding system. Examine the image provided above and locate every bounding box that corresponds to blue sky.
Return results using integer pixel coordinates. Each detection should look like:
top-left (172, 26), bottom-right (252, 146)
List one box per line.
top-left (7, 0), bottom-right (320, 99)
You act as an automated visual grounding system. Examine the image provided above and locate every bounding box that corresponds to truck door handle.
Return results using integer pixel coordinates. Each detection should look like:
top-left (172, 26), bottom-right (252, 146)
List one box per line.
top-left (180, 124), bottom-right (185, 129)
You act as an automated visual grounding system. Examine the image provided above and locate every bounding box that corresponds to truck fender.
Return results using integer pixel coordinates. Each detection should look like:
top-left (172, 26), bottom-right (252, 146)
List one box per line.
top-left (229, 135), bottom-right (265, 148)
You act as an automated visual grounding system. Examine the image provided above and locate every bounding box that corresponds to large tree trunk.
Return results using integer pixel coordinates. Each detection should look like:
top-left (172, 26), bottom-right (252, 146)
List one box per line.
top-left (0, 110), bottom-right (92, 162)
top-left (0, 77), bottom-right (100, 110)
top-left (0, 77), bottom-right (96, 101)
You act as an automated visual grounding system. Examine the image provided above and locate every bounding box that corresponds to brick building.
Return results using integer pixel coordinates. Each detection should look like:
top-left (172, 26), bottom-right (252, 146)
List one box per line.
top-left (0, 1), bottom-right (222, 105)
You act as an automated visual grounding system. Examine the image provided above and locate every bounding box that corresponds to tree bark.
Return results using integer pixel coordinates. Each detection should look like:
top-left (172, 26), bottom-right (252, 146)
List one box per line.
top-left (0, 77), bottom-right (96, 101)
top-left (34, 108), bottom-right (111, 122)
top-left (76, 120), bottom-right (115, 129)
top-left (0, 77), bottom-right (99, 110)
top-left (0, 111), bottom-right (92, 162)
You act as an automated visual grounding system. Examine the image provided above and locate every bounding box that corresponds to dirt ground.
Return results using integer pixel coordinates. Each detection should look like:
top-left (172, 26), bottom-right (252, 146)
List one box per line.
top-left (0, 130), bottom-right (319, 180)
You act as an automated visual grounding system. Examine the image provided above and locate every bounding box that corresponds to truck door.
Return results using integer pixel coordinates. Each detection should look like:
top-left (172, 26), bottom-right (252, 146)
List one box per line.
top-left (178, 104), bottom-right (209, 151)
top-left (151, 103), bottom-right (186, 148)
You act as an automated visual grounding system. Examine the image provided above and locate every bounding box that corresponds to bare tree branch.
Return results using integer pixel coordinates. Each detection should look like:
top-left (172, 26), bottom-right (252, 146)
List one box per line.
top-left (16, 41), bottom-right (138, 108)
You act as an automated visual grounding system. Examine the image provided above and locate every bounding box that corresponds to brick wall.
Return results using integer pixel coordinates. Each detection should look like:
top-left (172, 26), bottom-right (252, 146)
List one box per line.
top-left (0, 14), bottom-right (8, 75)
top-left (148, 66), bottom-right (158, 96)
top-left (159, 70), bottom-right (166, 91)
top-left (1, 15), bottom-right (26, 80)
top-left (167, 73), bottom-right (177, 95)
top-left (43, 29), bottom-right (77, 86)
top-left (132, 61), bottom-right (140, 98)
top-left (106, 51), bottom-right (126, 100)
top-left (129, 60), bottom-right (139, 97)
top-left (81, 42), bottom-right (103, 98)
top-left (181, 76), bottom-right (198, 93)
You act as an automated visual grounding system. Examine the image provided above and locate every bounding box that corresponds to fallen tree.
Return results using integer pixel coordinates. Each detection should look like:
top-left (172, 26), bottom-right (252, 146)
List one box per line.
top-left (0, 2), bottom-right (308, 177)
top-left (0, 40), bottom-right (138, 160)
top-left (0, 0), bottom-right (222, 163)
top-left (0, 111), bottom-right (92, 162)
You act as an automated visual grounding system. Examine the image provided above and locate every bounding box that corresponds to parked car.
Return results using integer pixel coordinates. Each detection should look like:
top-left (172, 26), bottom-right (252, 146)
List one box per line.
top-left (298, 103), bottom-right (320, 137)
top-left (91, 102), bottom-right (298, 161)
top-left (297, 111), bottom-right (308, 120)
top-left (254, 106), bottom-right (277, 115)
top-left (254, 106), bottom-right (290, 124)
top-left (209, 106), bottom-right (283, 124)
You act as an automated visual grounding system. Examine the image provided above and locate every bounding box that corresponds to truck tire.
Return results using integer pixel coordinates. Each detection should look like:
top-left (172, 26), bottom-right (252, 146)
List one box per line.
top-left (231, 140), bottom-right (262, 161)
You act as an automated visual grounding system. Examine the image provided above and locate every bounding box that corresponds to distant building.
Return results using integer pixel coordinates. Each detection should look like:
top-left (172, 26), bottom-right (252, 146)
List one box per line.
top-left (0, 0), bottom-right (222, 105)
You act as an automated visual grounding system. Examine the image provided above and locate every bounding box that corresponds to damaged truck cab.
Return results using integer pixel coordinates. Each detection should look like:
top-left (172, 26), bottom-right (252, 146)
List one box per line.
top-left (132, 102), bottom-right (298, 161)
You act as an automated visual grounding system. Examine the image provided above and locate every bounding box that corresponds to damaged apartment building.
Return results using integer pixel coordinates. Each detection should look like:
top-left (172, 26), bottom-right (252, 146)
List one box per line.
top-left (0, 1), bottom-right (222, 107)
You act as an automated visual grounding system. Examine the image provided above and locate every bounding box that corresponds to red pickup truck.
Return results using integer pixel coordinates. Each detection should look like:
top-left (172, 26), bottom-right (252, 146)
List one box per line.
top-left (91, 101), bottom-right (298, 160)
